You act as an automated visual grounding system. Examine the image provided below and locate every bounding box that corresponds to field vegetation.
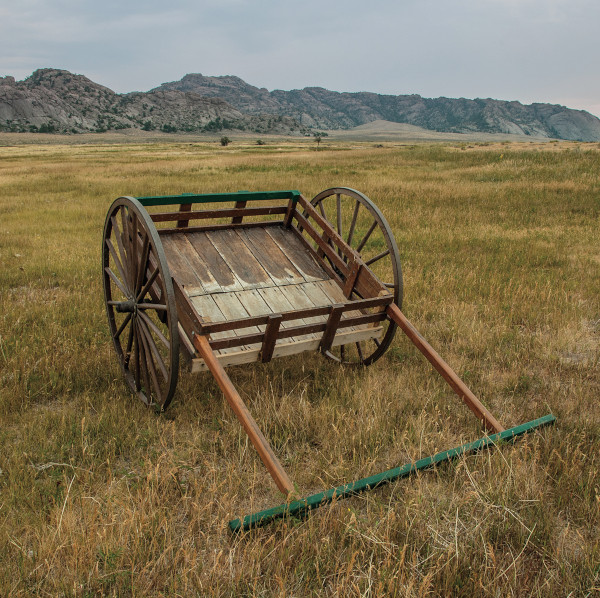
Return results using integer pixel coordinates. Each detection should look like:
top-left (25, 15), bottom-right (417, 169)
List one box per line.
top-left (0, 138), bottom-right (598, 596)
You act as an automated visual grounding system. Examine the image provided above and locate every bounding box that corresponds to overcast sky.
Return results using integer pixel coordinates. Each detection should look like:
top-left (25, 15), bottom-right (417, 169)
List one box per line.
top-left (1, 0), bottom-right (598, 117)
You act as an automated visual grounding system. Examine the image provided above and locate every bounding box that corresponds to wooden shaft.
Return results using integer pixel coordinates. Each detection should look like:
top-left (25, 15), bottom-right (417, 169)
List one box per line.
top-left (193, 333), bottom-right (295, 495)
top-left (387, 303), bottom-right (504, 433)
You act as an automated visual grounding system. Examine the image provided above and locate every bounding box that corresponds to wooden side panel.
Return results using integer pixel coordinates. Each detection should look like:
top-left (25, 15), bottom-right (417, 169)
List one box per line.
top-left (279, 284), bottom-right (326, 339)
top-left (189, 294), bottom-right (236, 355)
top-left (257, 286), bottom-right (301, 341)
top-left (212, 292), bottom-right (261, 350)
top-left (190, 326), bottom-right (384, 373)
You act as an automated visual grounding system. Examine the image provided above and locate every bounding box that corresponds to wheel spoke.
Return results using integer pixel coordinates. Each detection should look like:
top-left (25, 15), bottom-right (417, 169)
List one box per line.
top-left (139, 317), bottom-right (169, 381)
top-left (114, 312), bottom-right (132, 340)
top-left (105, 238), bottom-right (128, 288)
top-left (336, 193), bottom-right (342, 238)
top-left (138, 303), bottom-right (167, 311)
top-left (105, 266), bottom-right (129, 297)
top-left (124, 318), bottom-right (135, 368)
top-left (365, 249), bottom-right (390, 266)
top-left (137, 266), bottom-right (159, 302)
top-left (134, 321), bottom-right (141, 391)
top-left (318, 201), bottom-right (327, 220)
top-left (130, 212), bottom-right (139, 294)
top-left (347, 200), bottom-right (360, 246)
top-left (136, 323), bottom-right (152, 401)
top-left (139, 320), bottom-right (162, 399)
top-left (119, 206), bottom-right (130, 277)
top-left (356, 220), bottom-right (378, 252)
top-left (135, 232), bottom-right (150, 296)
top-left (110, 215), bottom-right (128, 274)
top-left (138, 310), bottom-right (169, 348)
top-left (356, 342), bottom-right (364, 363)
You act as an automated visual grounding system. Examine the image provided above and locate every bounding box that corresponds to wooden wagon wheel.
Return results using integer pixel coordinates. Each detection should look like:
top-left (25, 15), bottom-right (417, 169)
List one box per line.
top-left (310, 187), bottom-right (403, 366)
top-left (102, 196), bottom-right (179, 409)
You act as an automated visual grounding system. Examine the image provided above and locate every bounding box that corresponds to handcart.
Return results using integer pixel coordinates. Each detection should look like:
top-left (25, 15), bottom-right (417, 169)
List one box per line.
top-left (102, 187), bottom-right (555, 531)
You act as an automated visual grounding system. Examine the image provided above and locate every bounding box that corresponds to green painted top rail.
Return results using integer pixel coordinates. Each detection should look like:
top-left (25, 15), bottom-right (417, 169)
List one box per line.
top-left (135, 190), bottom-right (301, 207)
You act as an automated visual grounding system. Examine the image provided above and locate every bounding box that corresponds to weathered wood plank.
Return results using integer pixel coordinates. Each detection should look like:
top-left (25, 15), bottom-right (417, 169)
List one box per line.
top-left (186, 231), bottom-right (245, 293)
top-left (265, 226), bottom-right (328, 282)
top-left (237, 227), bottom-right (306, 285)
top-left (161, 235), bottom-right (206, 296)
top-left (207, 229), bottom-right (273, 289)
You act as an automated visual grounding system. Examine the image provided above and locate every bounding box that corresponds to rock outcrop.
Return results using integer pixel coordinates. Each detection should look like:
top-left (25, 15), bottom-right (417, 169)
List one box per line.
top-left (2, 68), bottom-right (600, 141)
top-left (0, 69), bottom-right (305, 135)
top-left (156, 74), bottom-right (600, 141)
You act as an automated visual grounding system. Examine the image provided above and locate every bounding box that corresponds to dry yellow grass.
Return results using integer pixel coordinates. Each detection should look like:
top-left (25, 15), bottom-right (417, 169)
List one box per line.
top-left (0, 138), bottom-right (598, 596)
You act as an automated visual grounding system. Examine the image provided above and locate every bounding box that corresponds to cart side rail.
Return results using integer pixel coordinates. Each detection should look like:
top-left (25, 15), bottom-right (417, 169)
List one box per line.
top-left (290, 194), bottom-right (389, 300)
top-left (174, 281), bottom-right (392, 356)
top-left (136, 190), bottom-right (302, 207)
top-left (136, 190), bottom-right (300, 233)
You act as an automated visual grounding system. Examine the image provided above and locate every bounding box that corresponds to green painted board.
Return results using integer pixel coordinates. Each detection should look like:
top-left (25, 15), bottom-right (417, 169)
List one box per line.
top-left (229, 414), bottom-right (556, 532)
top-left (136, 190), bottom-right (301, 207)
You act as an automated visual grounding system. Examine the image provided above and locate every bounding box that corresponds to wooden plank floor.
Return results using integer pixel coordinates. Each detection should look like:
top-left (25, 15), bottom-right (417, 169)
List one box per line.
top-left (162, 225), bottom-right (383, 370)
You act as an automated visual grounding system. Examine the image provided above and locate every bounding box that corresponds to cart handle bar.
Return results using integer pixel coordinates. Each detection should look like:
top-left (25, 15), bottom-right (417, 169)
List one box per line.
top-left (229, 414), bottom-right (556, 532)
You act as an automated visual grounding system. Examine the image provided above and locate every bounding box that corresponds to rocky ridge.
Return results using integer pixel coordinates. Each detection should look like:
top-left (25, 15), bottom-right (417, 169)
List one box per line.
top-left (156, 73), bottom-right (600, 141)
top-left (0, 69), bottom-right (304, 135)
top-left (1, 68), bottom-right (600, 141)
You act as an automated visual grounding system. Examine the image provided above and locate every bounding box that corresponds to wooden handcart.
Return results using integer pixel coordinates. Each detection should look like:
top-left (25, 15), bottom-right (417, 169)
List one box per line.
top-left (102, 188), bottom-right (555, 531)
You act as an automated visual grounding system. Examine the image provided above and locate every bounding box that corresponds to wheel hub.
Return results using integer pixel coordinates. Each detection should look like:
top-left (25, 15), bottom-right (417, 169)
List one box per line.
top-left (115, 299), bottom-right (136, 314)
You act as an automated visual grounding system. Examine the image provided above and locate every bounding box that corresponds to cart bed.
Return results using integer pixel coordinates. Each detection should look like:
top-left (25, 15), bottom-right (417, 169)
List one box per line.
top-left (161, 225), bottom-right (384, 371)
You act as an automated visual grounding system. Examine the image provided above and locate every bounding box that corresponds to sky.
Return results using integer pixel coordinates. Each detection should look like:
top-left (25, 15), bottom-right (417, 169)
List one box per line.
top-left (1, 0), bottom-right (599, 117)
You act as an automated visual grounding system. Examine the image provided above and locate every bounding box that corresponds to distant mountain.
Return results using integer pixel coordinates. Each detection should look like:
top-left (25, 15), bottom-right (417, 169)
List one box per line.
top-left (155, 74), bottom-right (600, 141)
top-left (2, 68), bottom-right (600, 142)
top-left (0, 69), bottom-right (305, 135)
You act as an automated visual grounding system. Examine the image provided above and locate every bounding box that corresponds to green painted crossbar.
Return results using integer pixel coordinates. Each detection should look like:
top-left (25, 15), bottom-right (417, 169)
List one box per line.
top-left (229, 414), bottom-right (556, 532)
top-left (136, 190), bottom-right (301, 207)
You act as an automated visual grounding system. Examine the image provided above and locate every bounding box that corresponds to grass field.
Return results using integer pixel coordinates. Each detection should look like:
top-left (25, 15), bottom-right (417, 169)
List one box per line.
top-left (0, 138), bottom-right (598, 596)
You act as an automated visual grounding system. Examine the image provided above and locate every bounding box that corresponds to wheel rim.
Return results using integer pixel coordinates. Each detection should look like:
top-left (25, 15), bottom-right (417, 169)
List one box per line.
top-left (102, 196), bottom-right (179, 409)
top-left (310, 187), bottom-right (403, 366)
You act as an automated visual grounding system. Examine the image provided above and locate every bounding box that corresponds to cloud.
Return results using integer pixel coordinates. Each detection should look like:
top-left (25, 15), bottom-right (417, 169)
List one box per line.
top-left (1, 0), bottom-right (598, 117)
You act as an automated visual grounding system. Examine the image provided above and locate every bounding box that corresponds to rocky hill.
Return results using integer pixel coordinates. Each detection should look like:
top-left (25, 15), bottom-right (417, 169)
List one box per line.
top-left (0, 69), bottom-right (305, 135)
top-left (156, 74), bottom-right (600, 141)
top-left (2, 68), bottom-right (600, 141)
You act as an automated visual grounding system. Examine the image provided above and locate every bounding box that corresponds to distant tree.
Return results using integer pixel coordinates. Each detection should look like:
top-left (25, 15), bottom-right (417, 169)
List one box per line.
top-left (256, 139), bottom-right (266, 145)
top-left (220, 136), bottom-right (231, 146)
